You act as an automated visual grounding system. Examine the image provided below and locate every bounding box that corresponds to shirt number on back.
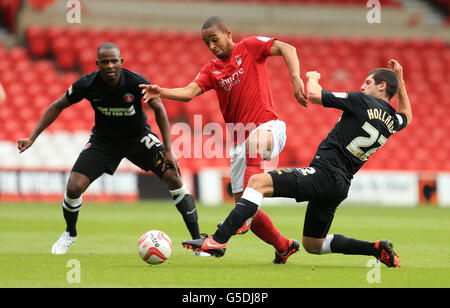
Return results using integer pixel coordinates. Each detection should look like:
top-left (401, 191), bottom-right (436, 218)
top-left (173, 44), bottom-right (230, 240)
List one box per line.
top-left (140, 133), bottom-right (161, 150)
top-left (346, 122), bottom-right (387, 161)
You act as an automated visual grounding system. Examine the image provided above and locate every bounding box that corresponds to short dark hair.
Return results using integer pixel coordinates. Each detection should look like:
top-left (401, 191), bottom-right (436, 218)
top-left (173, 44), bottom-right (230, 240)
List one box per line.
top-left (97, 42), bottom-right (120, 57)
top-left (202, 16), bottom-right (230, 32)
top-left (368, 68), bottom-right (399, 100)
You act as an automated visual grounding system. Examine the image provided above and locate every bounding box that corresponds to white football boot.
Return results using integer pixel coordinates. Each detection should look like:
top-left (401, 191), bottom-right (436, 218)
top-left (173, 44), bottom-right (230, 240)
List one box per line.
top-left (51, 231), bottom-right (77, 255)
top-left (193, 251), bottom-right (211, 257)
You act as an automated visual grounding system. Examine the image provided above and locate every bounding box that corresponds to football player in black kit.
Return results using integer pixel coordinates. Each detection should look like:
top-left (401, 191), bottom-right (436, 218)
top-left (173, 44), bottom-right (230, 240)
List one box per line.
top-left (18, 43), bottom-right (203, 255)
top-left (183, 59), bottom-right (411, 268)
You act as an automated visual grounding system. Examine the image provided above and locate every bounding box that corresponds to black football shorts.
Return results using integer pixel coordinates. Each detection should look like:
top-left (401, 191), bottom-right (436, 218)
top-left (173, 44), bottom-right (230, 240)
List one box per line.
top-left (72, 130), bottom-right (169, 182)
top-left (268, 166), bottom-right (350, 239)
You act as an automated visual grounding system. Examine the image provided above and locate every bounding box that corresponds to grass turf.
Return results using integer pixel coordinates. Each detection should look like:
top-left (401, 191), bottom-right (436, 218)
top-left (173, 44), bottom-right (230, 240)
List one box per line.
top-left (0, 201), bottom-right (449, 288)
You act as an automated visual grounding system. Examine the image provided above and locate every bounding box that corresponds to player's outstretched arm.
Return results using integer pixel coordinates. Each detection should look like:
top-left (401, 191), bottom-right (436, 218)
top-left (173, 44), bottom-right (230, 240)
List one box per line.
top-left (305, 71), bottom-right (323, 106)
top-left (270, 40), bottom-right (307, 107)
top-left (139, 82), bottom-right (202, 103)
top-left (0, 82), bottom-right (6, 104)
top-left (18, 95), bottom-right (74, 153)
top-left (147, 97), bottom-right (181, 176)
top-left (389, 59), bottom-right (412, 126)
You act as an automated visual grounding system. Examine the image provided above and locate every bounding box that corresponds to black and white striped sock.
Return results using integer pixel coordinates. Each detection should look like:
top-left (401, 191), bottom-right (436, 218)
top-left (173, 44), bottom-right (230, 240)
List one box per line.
top-left (62, 193), bottom-right (82, 237)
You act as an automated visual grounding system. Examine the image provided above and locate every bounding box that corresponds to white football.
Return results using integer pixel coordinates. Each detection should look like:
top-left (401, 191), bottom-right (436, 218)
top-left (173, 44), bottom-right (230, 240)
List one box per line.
top-left (138, 230), bottom-right (172, 265)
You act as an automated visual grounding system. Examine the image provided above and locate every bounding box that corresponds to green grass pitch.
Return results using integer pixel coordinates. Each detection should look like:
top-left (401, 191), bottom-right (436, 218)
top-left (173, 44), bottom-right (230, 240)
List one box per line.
top-left (0, 201), bottom-right (449, 288)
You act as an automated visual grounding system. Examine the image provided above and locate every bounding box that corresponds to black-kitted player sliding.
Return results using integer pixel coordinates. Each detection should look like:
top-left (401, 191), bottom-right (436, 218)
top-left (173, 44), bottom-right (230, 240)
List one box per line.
top-left (18, 43), bottom-right (202, 255)
top-left (183, 59), bottom-right (411, 268)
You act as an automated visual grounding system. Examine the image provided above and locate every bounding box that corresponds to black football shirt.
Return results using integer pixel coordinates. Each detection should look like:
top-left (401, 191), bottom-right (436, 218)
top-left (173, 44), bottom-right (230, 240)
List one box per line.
top-left (310, 90), bottom-right (408, 182)
top-left (65, 68), bottom-right (151, 141)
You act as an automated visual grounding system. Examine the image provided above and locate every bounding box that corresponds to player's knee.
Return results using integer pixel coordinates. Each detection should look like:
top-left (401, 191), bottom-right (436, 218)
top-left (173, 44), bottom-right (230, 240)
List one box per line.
top-left (161, 168), bottom-right (182, 190)
top-left (302, 237), bottom-right (323, 255)
top-left (247, 173), bottom-right (263, 190)
top-left (66, 172), bottom-right (90, 198)
top-left (247, 173), bottom-right (271, 196)
top-left (66, 181), bottom-right (84, 198)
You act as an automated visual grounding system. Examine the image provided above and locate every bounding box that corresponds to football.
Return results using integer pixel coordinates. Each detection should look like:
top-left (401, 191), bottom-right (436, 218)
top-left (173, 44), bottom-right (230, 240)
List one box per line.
top-left (138, 230), bottom-right (172, 265)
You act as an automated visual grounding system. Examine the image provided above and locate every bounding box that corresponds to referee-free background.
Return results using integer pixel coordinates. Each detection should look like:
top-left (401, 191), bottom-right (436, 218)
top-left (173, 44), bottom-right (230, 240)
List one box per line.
top-left (0, 0), bottom-right (449, 289)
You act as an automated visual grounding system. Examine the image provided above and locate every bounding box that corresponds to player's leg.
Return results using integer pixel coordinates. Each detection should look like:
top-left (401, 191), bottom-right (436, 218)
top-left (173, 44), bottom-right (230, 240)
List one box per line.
top-left (227, 139), bottom-right (257, 235)
top-left (129, 131), bottom-right (201, 241)
top-left (183, 171), bottom-right (299, 261)
top-left (215, 173), bottom-right (273, 244)
top-left (226, 135), bottom-right (268, 236)
top-left (235, 128), bottom-right (270, 234)
top-left (242, 124), bottom-right (294, 255)
top-left (51, 171), bottom-right (90, 255)
top-left (219, 122), bottom-right (292, 249)
top-left (161, 167), bottom-right (201, 240)
top-left (245, 170), bottom-right (300, 263)
top-left (300, 176), bottom-right (400, 267)
top-left (53, 138), bottom-right (118, 255)
top-left (227, 123), bottom-right (279, 231)
top-left (62, 171), bottom-right (90, 237)
top-left (303, 222), bottom-right (401, 267)
top-left (183, 173), bottom-right (272, 257)
top-left (226, 192), bottom-right (253, 234)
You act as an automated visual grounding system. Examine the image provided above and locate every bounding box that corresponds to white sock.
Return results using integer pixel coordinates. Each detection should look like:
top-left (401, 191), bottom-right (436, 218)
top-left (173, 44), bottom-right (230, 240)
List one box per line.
top-left (320, 234), bottom-right (334, 254)
top-left (62, 192), bottom-right (82, 213)
top-left (169, 183), bottom-right (189, 204)
top-left (241, 187), bottom-right (263, 208)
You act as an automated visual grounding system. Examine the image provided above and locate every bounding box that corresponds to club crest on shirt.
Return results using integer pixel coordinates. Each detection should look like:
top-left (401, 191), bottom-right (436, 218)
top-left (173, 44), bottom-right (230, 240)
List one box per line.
top-left (235, 55), bottom-right (242, 66)
top-left (123, 93), bottom-right (134, 103)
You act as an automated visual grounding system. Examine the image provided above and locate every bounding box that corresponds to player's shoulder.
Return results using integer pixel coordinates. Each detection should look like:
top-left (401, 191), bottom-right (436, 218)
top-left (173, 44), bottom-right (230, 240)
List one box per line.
top-left (241, 36), bottom-right (272, 44)
top-left (239, 36), bottom-right (273, 49)
top-left (121, 68), bottom-right (150, 85)
top-left (324, 90), bottom-right (364, 101)
top-left (66, 71), bottom-right (99, 101)
top-left (361, 92), bottom-right (395, 111)
top-left (201, 58), bottom-right (218, 72)
top-left (75, 70), bottom-right (100, 87)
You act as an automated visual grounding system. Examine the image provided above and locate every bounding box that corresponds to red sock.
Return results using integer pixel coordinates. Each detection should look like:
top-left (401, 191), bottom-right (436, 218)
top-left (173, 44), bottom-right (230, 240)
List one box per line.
top-left (243, 153), bottom-right (263, 189)
top-left (243, 153), bottom-right (290, 253)
top-left (251, 209), bottom-right (289, 253)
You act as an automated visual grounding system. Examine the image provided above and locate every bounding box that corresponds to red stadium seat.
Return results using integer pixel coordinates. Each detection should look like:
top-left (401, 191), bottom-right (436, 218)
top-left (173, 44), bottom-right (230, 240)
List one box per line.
top-left (27, 25), bottom-right (49, 57)
top-left (0, 26), bottom-right (444, 172)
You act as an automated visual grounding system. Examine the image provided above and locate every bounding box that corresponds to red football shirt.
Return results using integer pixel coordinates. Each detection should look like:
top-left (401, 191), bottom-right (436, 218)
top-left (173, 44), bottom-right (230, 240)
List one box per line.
top-left (194, 36), bottom-right (279, 144)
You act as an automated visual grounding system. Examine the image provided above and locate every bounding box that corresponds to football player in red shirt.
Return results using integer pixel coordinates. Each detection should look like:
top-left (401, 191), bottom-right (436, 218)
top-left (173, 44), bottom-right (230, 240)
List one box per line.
top-left (140, 16), bottom-right (307, 263)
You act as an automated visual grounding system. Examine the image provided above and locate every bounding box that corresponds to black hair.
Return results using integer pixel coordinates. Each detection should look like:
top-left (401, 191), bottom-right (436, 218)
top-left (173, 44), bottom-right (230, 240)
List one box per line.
top-left (97, 42), bottom-right (120, 57)
top-left (202, 16), bottom-right (230, 32)
top-left (368, 68), bottom-right (399, 100)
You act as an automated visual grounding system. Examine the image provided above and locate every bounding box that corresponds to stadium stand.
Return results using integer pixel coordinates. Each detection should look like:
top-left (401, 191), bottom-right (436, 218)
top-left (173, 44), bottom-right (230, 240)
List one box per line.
top-left (427, 0), bottom-right (450, 25)
top-left (0, 0), bottom-right (22, 32)
top-left (1, 22), bottom-right (449, 172)
top-left (0, 0), bottom-right (449, 179)
top-left (136, 0), bottom-right (402, 6)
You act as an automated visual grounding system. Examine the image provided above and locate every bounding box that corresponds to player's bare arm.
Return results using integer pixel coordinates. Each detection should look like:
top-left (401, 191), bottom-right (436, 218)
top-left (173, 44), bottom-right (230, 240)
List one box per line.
top-left (0, 82), bottom-right (6, 104)
top-left (389, 59), bottom-right (412, 126)
top-left (147, 97), bottom-right (181, 176)
top-left (18, 95), bottom-right (76, 153)
top-left (270, 40), bottom-right (307, 107)
top-left (139, 82), bottom-right (202, 103)
top-left (305, 71), bottom-right (323, 105)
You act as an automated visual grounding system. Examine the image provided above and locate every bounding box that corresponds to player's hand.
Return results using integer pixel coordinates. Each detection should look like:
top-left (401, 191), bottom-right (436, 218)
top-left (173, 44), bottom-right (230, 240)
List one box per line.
top-left (17, 138), bottom-right (34, 153)
top-left (306, 71), bottom-right (321, 80)
top-left (139, 84), bottom-right (161, 103)
top-left (293, 77), bottom-right (308, 107)
top-left (162, 150), bottom-right (181, 178)
top-left (388, 59), bottom-right (404, 81)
